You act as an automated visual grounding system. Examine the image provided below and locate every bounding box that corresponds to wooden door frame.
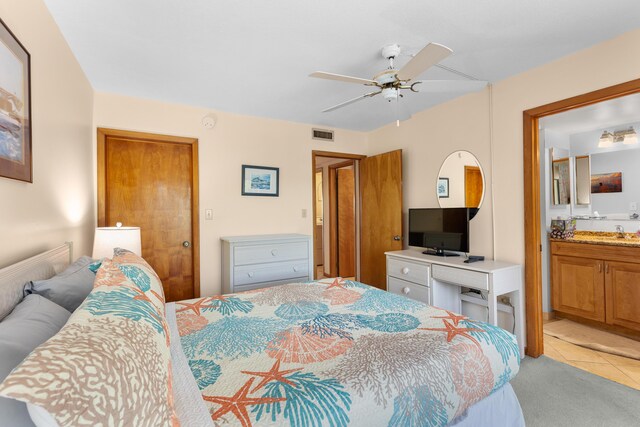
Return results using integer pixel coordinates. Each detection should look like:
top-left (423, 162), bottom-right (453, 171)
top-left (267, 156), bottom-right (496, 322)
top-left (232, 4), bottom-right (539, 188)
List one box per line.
top-left (523, 78), bottom-right (640, 357)
top-left (311, 151), bottom-right (366, 279)
top-left (329, 160), bottom-right (355, 277)
top-left (97, 128), bottom-right (201, 298)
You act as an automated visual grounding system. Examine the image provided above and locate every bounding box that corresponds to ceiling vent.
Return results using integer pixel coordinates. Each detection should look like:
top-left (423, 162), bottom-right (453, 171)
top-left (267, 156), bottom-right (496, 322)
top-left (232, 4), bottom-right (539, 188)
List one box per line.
top-left (312, 128), bottom-right (334, 142)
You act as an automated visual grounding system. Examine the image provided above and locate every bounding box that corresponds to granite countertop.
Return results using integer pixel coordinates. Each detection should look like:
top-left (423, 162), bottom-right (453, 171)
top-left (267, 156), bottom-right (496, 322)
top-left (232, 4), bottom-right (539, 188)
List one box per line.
top-left (550, 230), bottom-right (640, 247)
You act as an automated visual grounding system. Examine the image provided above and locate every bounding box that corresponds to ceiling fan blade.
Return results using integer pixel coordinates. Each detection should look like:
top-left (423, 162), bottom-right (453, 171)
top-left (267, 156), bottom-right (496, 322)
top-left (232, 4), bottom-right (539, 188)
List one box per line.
top-left (322, 90), bottom-right (381, 112)
top-left (310, 71), bottom-right (377, 86)
top-left (396, 43), bottom-right (453, 82)
top-left (411, 80), bottom-right (488, 93)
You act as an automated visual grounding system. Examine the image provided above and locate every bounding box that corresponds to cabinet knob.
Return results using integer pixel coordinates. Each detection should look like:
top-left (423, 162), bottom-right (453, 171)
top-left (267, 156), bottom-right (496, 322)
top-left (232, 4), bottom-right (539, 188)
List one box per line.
top-left (401, 267), bottom-right (410, 275)
top-left (247, 272), bottom-right (254, 278)
top-left (293, 266), bottom-right (299, 272)
top-left (402, 287), bottom-right (410, 295)
top-left (271, 249), bottom-right (278, 256)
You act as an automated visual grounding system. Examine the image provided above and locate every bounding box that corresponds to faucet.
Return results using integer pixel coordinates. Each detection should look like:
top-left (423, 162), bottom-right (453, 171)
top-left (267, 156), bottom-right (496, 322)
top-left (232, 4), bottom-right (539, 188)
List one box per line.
top-left (616, 225), bottom-right (625, 238)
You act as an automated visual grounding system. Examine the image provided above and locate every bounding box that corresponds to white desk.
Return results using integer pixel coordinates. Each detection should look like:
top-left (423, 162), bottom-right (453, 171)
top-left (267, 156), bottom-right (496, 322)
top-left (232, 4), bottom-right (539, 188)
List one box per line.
top-left (385, 249), bottom-right (525, 358)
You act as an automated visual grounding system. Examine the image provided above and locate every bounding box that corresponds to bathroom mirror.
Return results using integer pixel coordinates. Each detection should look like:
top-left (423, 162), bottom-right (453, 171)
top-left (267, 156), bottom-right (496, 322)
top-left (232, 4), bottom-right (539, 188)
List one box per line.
top-left (574, 156), bottom-right (590, 205)
top-left (551, 155), bottom-right (570, 205)
top-left (437, 150), bottom-right (485, 218)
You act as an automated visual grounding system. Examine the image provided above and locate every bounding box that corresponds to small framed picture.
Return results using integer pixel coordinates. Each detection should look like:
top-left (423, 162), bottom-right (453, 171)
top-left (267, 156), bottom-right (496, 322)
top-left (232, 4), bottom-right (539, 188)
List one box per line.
top-left (437, 177), bottom-right (449, 198)
top-left (242, 165), bottom-right (279, 197)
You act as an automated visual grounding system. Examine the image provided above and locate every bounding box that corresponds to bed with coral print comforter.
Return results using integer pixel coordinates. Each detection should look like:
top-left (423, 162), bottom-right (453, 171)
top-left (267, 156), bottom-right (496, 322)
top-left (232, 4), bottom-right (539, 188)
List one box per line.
top-left (173, 278), bottom-right (520, 427)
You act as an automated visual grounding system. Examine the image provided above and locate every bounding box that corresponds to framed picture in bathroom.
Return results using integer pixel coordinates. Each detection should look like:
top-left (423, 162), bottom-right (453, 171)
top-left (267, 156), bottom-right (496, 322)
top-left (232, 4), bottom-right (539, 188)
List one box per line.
top-left (591, 172), bottom-right (622, 194)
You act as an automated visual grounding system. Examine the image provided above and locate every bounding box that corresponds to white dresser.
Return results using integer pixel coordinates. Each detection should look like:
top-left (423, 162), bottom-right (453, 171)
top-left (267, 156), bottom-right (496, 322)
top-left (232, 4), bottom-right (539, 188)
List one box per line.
top-left (221, 234), bottom-right (313, 294)
top-left (386, 250), bottom-right (525, 357)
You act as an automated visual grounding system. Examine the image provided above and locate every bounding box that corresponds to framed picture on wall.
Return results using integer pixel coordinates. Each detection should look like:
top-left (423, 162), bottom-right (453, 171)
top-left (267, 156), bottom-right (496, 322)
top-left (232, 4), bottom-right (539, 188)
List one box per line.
top-left (0, 18), bottom-right (32, 183)
top-left (437, 177), bottom-right (449, 198)
top-left (242, 165), bottom-right (279, 196)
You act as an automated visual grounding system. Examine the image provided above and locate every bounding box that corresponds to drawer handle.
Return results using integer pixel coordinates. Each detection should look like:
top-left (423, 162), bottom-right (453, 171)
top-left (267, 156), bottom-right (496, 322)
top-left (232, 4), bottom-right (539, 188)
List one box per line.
top-left (293, 266), bottom-right (299, 272)
top-left (401, 267), bottom-right (410, 275)
top-left (271, 249), bottom-right (278, 256)
top-left (247, 272), bottom-right (254, 278)
top-left (402, 287), bottom-right (411, 295)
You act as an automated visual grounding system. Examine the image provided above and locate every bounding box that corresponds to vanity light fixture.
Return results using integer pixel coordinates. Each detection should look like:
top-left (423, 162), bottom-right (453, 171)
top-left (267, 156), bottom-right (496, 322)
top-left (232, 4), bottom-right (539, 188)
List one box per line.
top-left (598, 131), bottom-right (613, 147)
top-left (598, 127), bottom-right (637, 147)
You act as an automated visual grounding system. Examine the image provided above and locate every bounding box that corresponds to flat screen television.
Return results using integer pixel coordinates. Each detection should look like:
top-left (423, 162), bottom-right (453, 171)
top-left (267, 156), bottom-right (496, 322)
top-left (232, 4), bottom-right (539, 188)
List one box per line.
top-left (408, 208), bottom-right (471, 256)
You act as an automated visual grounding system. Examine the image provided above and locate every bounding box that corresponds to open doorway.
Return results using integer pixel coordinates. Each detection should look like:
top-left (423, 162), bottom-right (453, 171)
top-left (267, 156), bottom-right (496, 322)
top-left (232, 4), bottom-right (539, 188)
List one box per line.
top-left (523, 79), bottom-right (640, 382)
top-left (313, 154), bottom-right (361, 280)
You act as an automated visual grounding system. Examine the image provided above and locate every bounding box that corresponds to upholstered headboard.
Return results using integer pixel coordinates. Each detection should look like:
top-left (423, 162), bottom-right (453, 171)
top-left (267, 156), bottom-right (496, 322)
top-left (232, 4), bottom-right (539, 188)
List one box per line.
top-left (0, 243), bottom-right (72, 321)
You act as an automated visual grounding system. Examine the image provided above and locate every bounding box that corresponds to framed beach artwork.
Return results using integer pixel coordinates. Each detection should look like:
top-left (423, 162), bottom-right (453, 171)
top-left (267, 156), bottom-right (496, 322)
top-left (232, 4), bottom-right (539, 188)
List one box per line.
top-left (0, 18), bottom-right (31, 182)
top-left (437, 177), bottom-right (449, 198)
top-left (591, 172), bottom-right (622, 194)
top-left (241, 165), bottom-right (279, 197)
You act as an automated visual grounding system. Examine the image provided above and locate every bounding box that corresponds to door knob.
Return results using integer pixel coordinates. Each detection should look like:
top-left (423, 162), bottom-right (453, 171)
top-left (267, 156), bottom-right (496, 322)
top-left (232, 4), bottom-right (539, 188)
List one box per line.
top-left (402, 287), bottom-right (410, 295)
top-left (182, 241), bottom-right (191, 248)
top-left (393, 235), bottom-right (401, 241)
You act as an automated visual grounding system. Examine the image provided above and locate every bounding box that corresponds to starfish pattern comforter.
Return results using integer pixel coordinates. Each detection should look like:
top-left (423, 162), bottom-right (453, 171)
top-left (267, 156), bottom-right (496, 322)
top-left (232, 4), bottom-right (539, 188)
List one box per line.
top-left (174, 278), bottom-right (520, 427)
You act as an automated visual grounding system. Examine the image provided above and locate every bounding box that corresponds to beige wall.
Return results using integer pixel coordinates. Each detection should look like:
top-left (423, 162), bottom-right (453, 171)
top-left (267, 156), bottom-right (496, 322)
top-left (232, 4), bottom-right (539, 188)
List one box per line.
top-left (369, 29), bottom-right (640, 266)
top-left (93, 93), bottom-right (368, 295)
top-left (0, 0), bottom-right (94, 267)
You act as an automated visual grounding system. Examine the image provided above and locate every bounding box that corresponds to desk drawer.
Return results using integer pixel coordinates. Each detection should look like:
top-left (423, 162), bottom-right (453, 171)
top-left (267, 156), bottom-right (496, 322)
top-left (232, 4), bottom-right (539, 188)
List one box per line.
top-left (234, 261), bottom-right (309, 286)
top-left (388, 277), bottom-right (430, 304)
top-left (432, 264), bottom-right (489, 291)
top-left (387, 258), bottom-right (430, 285)
top-left (234, 241), bottom-right (308, 266)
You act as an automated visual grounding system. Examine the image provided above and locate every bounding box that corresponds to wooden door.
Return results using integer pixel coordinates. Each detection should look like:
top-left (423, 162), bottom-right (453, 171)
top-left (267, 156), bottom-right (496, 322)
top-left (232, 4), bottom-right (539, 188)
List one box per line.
top-left (551, 255), bottom-right (604, 322)
top-left (464, 166), bottom-right (482, 208)
top-left (337, 167), bottom-right (355, 277)
top-left (98, 129), bottom-right (199, 302)
top-left (360, 150), bottom-right (403, 289)
top-left (605, 261), bottom-right (640, 331)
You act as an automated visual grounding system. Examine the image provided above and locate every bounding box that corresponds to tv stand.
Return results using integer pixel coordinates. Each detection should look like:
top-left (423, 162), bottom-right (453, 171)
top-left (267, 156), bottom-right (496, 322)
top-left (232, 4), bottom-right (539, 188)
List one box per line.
top-left (422, 248), bottom-right (460, 257)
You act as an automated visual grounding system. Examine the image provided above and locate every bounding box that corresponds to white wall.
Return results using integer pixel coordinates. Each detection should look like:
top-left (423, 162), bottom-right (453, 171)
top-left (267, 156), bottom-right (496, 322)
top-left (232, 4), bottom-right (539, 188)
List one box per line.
top-left (0, 0), bottom-right (94, 267)
top-left (93, 93), bottom-right (368, 296)
top-left (589, 149), bottom-right (640, 215)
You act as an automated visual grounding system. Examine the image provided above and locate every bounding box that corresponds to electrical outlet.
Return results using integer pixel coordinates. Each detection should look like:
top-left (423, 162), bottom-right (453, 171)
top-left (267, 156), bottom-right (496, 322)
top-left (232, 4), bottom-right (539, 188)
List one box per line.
top-left (630, 202), bottom-right (638, 212)
top-left (499, 296), bottom-right (512, 305)
top-left (301, 209), bottom-right (307, 218)
top-left (205, 209), bottom-right (214, 221)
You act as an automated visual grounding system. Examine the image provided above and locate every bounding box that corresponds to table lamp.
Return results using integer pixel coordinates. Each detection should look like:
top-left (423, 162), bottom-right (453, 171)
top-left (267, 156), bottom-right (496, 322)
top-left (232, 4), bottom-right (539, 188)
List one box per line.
top-left (92, 222), bottom-right (141, 259)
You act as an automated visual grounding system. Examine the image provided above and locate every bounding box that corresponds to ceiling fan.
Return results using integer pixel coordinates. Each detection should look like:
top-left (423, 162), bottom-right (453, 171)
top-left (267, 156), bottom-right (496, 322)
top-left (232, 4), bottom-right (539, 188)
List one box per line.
top-left (310, 43), bottom-right (488, 116)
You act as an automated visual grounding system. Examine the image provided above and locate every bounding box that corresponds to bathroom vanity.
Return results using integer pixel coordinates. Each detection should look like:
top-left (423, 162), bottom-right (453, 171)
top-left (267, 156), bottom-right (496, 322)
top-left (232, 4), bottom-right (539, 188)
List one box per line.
top-left (550, 231), bottom-right (640, 334)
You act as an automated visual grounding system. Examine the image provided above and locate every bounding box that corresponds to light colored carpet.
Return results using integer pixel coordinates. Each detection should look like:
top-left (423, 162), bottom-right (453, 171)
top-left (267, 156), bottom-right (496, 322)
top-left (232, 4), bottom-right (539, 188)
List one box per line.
top-left (544, 319), bottom-right (640, 360)
top-left (512, 356), bottom-right (640, 427)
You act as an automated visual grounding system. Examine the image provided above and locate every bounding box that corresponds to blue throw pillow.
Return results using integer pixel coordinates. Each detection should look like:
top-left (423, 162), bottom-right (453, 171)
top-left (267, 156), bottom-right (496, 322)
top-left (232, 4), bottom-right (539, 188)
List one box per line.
top-left (0, 294), bottom-right (71, 427)
top-left (24, 256), bottom-right (97, 312)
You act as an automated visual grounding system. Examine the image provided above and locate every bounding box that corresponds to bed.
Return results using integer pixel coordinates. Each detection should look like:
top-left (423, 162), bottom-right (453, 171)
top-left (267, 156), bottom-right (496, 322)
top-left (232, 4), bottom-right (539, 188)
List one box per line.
top-left (0, 243), bottom-right (524, 427)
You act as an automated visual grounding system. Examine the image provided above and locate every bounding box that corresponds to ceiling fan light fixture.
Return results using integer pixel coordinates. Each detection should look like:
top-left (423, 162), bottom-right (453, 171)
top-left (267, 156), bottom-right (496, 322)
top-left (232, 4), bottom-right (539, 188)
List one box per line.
top-left (598, 131), bottom-right (613, 148)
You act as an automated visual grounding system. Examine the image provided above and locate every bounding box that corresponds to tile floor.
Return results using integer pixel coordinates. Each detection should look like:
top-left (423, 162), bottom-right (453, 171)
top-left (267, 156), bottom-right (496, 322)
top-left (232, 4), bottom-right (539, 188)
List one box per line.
top-left (543, 329), bottom-right (640, 390)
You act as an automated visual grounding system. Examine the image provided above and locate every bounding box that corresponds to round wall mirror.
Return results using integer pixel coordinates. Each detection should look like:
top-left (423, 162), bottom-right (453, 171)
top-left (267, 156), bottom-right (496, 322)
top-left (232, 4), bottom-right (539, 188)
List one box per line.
top-left (437, 150), bottom-right (485, 219)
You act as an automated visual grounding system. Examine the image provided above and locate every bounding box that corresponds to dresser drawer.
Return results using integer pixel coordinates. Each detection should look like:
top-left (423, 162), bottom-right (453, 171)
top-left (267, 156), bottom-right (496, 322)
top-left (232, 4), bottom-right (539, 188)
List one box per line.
top-left (387, 257), bottom-right (430, 285)
top-left (388, 277), bottom-right (430, 304)
top-left (234, 241), bottom-right (309, 266)
top-left (432, 264), bottom-right (489, 291)
top-left (234, 261), bottom-right (309, 286)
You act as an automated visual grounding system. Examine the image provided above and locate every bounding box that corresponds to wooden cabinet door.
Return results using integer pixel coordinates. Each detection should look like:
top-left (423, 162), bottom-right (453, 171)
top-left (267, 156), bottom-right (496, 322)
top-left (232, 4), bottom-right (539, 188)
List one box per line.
top-left (360, 150), bottom-right (403, 290)
top-left (605, 261), bottom-right (640, 331)
top-left (551, 255), bottom-right (605, 321)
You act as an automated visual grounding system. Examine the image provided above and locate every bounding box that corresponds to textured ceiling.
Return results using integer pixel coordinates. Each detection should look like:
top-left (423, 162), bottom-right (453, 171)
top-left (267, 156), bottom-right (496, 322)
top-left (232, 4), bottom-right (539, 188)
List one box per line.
top-left (44, 0), bottom-right (640, 131)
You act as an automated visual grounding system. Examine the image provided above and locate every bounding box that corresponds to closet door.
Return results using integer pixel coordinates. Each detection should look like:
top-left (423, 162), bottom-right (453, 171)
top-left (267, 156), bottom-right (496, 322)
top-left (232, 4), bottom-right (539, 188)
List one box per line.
top-left (360, 149), bottom-right (403, 290)
top-left (98, 128), bottom-right (199, 302)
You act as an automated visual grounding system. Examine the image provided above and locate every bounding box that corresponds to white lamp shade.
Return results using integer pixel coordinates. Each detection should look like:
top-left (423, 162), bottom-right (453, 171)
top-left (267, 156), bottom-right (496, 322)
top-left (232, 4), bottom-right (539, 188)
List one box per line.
top-left (92, 226), bottom-right (141, 259)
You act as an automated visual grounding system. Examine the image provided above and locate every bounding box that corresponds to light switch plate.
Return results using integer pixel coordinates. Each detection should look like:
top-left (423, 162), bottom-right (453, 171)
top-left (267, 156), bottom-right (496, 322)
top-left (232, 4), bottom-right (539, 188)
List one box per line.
top-left (301, 209), bottom-right (307, 218)
top-left (631, 202), bottom-right (638, 211)
top-left (205, 209), bottom-right (214, 220)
